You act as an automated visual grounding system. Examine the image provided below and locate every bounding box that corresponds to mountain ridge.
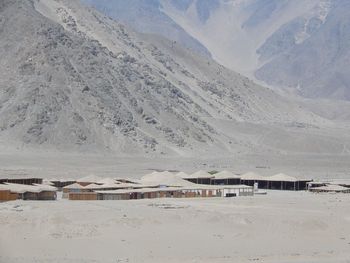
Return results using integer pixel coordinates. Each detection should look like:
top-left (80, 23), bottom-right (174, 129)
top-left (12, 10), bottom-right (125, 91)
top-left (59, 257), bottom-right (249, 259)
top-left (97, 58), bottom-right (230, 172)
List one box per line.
top-left (84, 0), bottom-right (350, 101)
top-left (0, 0), bottom-right (348, 157)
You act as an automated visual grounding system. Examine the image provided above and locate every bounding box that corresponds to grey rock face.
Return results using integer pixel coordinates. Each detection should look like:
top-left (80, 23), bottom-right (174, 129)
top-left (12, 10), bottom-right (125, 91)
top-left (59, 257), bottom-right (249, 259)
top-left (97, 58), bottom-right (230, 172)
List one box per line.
top-left (255, 0), bottom-right (350, 100)
top-left (82, 0), bottom-right (211, 58)
top-left (93, 0), bottom-right (350, 101)
top-left (0, 0), bottom-right (329, 155)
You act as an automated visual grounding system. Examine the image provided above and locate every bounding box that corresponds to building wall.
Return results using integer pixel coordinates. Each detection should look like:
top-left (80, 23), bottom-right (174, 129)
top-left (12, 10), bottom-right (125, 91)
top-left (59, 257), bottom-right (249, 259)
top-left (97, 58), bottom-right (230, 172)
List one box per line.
top-left (38, 191), bottom-right (57, 200)
top-left (69, 192), bottom-right (97, 200)
top-left (0, 190), bottom-right (18, 201)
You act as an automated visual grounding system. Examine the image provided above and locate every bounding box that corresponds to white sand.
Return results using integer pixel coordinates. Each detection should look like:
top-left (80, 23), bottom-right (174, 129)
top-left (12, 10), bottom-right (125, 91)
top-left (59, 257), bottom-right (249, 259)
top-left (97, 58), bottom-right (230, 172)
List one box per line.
top-left (1, 191), bottom-right (350, 263)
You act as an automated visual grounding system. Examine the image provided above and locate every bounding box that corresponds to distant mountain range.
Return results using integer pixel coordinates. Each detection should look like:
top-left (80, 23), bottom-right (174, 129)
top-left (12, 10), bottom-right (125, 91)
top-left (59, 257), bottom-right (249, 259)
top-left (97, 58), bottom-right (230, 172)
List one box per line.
top-left (83, 0), bottom-right (350, 101)
top-left (2, 0), bottom-right (348, 156)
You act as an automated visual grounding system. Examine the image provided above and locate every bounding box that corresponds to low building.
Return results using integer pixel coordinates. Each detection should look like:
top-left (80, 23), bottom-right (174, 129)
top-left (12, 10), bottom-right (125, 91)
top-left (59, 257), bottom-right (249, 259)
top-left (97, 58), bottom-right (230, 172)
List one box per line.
top-left (0, 189), bottom-right (18, 202)
top-left (62, 183), bottom-right (89, 198)
top-left (0, 183), bottom-right (57, 200)
top-left (78, 184), bottom-right (254, 201)
top-left (309, 185), bottom-right (350, 193)
top-left (69, 192), bottom-right (98, 200)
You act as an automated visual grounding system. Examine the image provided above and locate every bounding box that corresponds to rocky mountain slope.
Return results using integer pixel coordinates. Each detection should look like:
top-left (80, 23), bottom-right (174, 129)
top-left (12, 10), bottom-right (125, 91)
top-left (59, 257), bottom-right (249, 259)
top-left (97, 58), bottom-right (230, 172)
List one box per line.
top-left (82, 0), bottom-right (211, 58)
top-left (0, 0), bottom-right (348, 157)
top-left (86, 0), bottom-right (350, 101)
top-left (256, 0), bottom-right (350, 100)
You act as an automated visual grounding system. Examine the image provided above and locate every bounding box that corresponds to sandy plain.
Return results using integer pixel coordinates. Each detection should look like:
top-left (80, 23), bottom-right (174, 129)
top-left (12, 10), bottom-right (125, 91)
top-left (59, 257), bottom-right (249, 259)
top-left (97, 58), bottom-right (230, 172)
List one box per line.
top-left (1, 191), bottom-right (350, 263)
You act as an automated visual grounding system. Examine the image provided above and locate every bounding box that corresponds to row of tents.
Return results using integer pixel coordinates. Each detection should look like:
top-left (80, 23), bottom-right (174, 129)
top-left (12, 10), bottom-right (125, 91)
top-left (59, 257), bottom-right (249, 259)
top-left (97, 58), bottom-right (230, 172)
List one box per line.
top-left (44, 170), bottom-right (312, 190)
top-left (174, 170), bottom-right (311, 191)
top-left (62, 171), bottom-right (254, 200)
top-left (56, 170), bottom-right (313, 201)
top-left (4, 170), bottom-right (348, 202)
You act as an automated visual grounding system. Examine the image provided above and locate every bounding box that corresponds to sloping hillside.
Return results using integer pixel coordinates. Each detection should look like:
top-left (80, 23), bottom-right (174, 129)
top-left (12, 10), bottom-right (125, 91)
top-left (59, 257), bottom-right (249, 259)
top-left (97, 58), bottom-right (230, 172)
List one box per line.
top-left (89, 0), bottom-right (350, 100)
top-left (0, 0), bottom-right (345, 157)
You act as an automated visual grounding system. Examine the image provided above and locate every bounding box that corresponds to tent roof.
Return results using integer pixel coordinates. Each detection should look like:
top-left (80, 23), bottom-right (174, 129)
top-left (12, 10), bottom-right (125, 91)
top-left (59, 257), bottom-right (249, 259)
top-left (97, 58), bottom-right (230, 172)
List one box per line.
top-left (96, 187), bottom-right (166, 195)
top-left (114, 182), bottom-right (146, 188)
top-left (42, 179), bottom-right (55, 186)
top-left (267, 173), bottom-right (298, 182)
top-left (83, 183), bottom-right (104, 190)
top-left (141, 172), bottom-right (196, 187)
top-left (32, 184), bottom-right (58, 191)
top-left (240, 172), bottom-right (265, 181)
top-left (212, 171), bottom-right (240, 179)
top-left (187, 170), bottom-right (213, 179)
top-left (176, 172), bottom-right (190, 178)
top-left (96, 178), bottom-right (118, 185)
top-left (62, 183), bottom-right (86, 189)
top-left (142, 171), bottom-right (161, 177)
top-left (0, 183), bottom-right (57, 193)
top-left (77, 174), bottom-right (104, 183)
top-left (115, 178), bottom-right (142, 184)
top-left (85, 182), bottom-right (140, 190)
top-left (48, 178), bottom-right (76, 182)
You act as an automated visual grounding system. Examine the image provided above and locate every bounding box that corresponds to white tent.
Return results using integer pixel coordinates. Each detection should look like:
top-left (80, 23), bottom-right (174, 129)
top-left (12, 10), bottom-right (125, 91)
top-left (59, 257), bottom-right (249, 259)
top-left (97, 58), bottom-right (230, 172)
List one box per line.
top-left (63, 183), bottom-right (86, 190)
top-left (77, 174), bottom-right (104, 183)
top-left (188, 170), bottom-right (213, 179)
top-left (141, 171), bottom-right (195, 187)
top-left (240, 172), bottom-right (265, 181)
top-left (267, 173), bottom-right (298, 182)
top-left (97, 178), bottom-right (118, 185)
top-left (176, 172), bottom-right (190, 179)
top-left (213, 171), bottom-right (240, 179)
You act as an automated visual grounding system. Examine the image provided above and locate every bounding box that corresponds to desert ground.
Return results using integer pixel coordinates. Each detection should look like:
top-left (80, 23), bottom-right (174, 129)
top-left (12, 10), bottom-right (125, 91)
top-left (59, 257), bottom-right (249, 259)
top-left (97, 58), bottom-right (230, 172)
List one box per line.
top-left (1, 191), bottom-right (350, 263)
top-left (0, 148), bottom-right (350, 180)
top-left (1, 147), bottom-right (350, 262)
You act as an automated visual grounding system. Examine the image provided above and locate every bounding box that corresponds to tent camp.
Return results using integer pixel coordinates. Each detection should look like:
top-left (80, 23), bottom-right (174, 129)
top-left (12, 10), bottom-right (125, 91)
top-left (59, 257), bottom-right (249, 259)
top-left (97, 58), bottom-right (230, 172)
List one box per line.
top-left (211, 171), bottom-right (241, 185)
top-left (240, 172), bottom-right (311, 190)
top-left (94, 184), bottom-right (253, 200)
top-left (183, 170), bottom-right (214, 184)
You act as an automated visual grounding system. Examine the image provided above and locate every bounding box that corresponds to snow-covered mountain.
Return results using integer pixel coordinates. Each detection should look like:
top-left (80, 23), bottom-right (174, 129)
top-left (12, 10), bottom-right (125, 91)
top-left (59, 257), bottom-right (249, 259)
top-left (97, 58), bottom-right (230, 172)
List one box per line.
top-left (83, 0), bottom-right (350, 100)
